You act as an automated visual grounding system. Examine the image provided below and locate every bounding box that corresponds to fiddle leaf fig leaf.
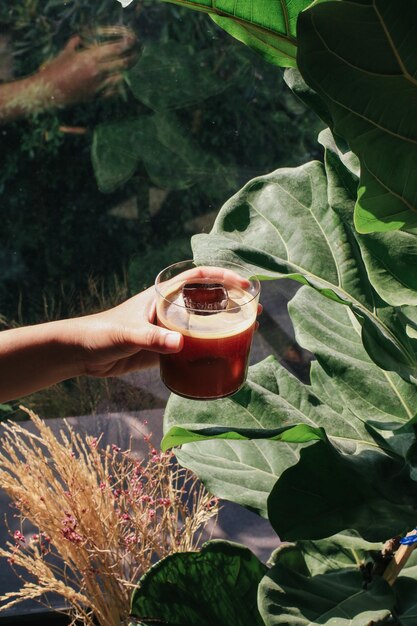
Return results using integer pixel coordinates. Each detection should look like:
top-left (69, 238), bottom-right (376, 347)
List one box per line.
top-left (284, 68), bottom-right (334, 132)
top-left (259, 535), bottom-right (394, 626)
top-left (321, 126), bottom-right (417, 308)
top-left (392, 549), bottom-right (417, 625)
top-left (167, 438), bottom-right (300, 518)
top-left (394, 583), bottom-right (417, 626)
top-left (130, 540), bottom-right (266, 626)
top-left (191, 160), bottom-right (417, 380)
top-left (161, 423), bottom-right (324, 451)
top-left (92, 113), bottom-right (236, 193)
top-left (163, 351), bottom-right (408, 520)
top-left (127, 41), bottom-right (250, 111)
top-left (92, 120), bottom-right (143, 192)
top-left (297, 0), bottom-right (417, 233)
top-left (318, 127), bottom-right (359, 181)
top-left (164, 356), bottom-right (328, 515)
top-left (288, 531), bottom-right (382, 577)
top-left (267, 439), bottom-right (417, 542)
top-left (159, 0), bottom-right (323, 68)
top-left (289, 286), bottom-right (417, 431)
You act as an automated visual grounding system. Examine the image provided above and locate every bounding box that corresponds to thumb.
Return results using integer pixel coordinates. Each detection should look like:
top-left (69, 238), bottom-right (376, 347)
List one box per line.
top-left (66, 35), bottom-right (82, 52)
top-left (136, 323), bottom-right (183, 354)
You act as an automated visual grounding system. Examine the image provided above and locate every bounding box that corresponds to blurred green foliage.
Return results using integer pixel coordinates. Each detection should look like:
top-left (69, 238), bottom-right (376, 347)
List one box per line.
top-left (0, 0), bottom-right (322, 324)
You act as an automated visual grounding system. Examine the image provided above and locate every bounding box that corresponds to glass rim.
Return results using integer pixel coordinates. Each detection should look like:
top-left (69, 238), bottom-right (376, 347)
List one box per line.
top-left (154, 259), bottom-right (260, 313)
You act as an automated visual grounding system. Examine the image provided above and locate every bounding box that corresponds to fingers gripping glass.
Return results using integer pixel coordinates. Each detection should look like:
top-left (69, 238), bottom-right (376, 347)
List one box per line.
top-left (155, 260), bottom-right (260, 400)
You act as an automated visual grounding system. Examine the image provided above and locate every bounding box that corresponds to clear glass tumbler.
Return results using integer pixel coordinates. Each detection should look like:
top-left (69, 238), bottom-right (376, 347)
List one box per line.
top-left (155, 259), bottom-right (260, 400)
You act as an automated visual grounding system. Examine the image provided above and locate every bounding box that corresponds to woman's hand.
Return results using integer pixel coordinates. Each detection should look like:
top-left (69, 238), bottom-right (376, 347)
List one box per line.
top-left (0, 287), bottom-right (183, 402)
top-left (72, 286), bottom-right (184, 377)
top-left (0, 280), bottom-right (261, 402)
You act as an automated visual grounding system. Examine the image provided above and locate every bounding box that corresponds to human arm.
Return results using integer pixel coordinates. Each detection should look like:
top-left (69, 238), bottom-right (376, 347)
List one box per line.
top-left (0, 287), bottom-right (183, 403)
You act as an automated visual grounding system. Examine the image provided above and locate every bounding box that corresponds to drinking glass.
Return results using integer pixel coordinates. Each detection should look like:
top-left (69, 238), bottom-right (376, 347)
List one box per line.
top-left (155, 259), bottom-right (260, 400)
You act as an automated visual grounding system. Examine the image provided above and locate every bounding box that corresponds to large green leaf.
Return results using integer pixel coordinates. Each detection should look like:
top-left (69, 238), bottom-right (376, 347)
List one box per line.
top-left (267, 438), bottom-right (417, 542)
top-left (127, 41), bottom-right (250, 111)
top-left (321, 127), bottom-right (417, 307)
top-left (258, 534), bottom-right (394, 626)
top-left (130, 540), bottom-right (266, 626)
top-left (92, 120), bottom-right (144, 192)
top-left (191, 160), bottom-right (417, 380)
top-left (289, 531), bottom-right (382, 577)
top-left (163, 354), bottom-right (417, 533)
top-left (169, 438), bottom-right (298, 517)
top-left (163, 354), bottom-right (398, 515)
top-left (164, 354), bottom-right (397, 449)
top-left (164, 356), bottom-right (343, 442)
top-left (297, 0), bottom-right (417, 233)
top-left (289, 286), bottom-right (417, 431)
top-left (164, 357), bottom-right (321, 516)
top-left (158, 0), bottom-right (322, 68)
top-left (92, 113), bottom-right (236, 193)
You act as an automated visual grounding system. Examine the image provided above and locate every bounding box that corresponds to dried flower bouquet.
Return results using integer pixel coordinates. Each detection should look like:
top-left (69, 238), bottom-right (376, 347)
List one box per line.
top-left (0, 409), bottom-right (218, 626)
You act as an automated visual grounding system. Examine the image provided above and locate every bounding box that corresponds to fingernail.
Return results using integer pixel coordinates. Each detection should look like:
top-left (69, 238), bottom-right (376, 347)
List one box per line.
top-left (163, 331), bottom-right (182, 350)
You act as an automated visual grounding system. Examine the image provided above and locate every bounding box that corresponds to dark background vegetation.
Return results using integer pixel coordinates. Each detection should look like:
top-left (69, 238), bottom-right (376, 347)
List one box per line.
top-left (0, 0), bottom-right (322, 416)
top-left (0, 0), bottom-right (322, 325)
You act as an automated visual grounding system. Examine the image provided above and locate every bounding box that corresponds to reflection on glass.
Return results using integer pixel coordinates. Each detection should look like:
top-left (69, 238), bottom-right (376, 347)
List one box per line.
top-left (0, 25), bottom-right (139, 122)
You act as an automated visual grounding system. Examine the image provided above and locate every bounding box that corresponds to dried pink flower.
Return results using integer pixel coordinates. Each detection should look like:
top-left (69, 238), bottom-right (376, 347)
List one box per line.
top-left (13, 530), bottom-right (25, 543)
top-left (0, 409), bottom-right (219, 626)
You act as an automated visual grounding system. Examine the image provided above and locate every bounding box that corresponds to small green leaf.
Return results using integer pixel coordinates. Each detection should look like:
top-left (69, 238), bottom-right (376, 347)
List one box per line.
top-left (161, 423), bottom-right (325, 451)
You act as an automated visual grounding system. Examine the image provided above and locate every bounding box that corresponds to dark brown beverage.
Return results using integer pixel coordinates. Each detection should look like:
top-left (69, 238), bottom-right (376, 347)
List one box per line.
top-left (156, 277), bottom-right (259, 399)
top-left (158, 317), bottom-right (256, 399)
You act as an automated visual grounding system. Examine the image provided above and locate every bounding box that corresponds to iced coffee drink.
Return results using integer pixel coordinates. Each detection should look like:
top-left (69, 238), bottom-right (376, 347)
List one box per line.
top-left (155, 260), bottom-right (260, 400)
